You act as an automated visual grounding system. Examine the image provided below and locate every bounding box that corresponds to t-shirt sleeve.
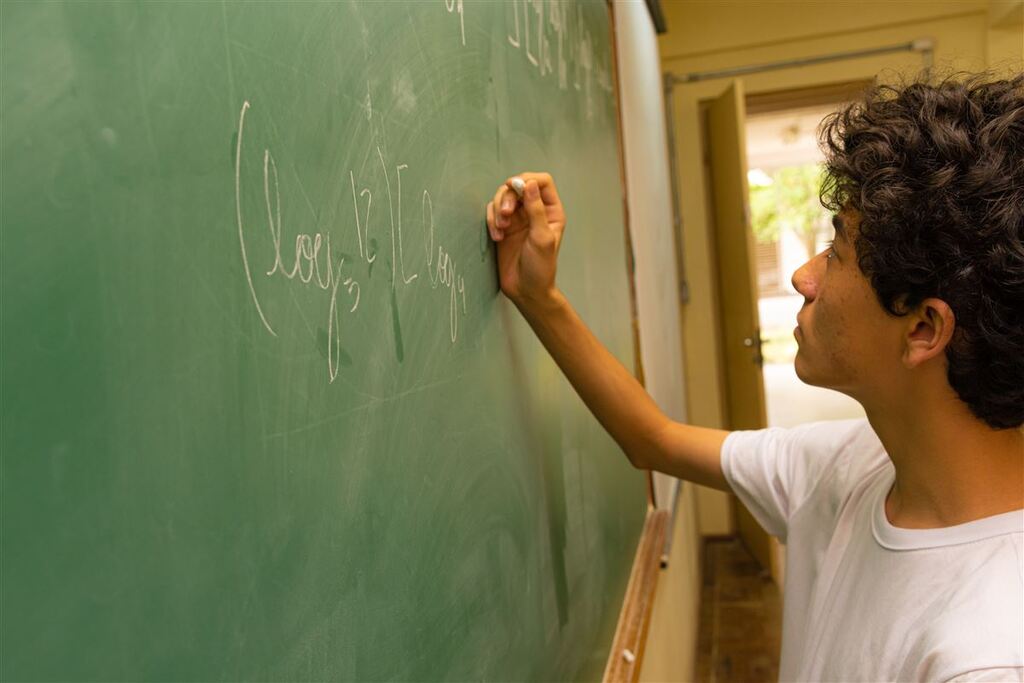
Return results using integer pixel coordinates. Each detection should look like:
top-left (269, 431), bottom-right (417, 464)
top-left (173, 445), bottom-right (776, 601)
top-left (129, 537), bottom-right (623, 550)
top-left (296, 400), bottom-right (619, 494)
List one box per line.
top-left (944, 667), bottom-right (1024, 682)
top-left (719, 419), bottom-right (869, 542)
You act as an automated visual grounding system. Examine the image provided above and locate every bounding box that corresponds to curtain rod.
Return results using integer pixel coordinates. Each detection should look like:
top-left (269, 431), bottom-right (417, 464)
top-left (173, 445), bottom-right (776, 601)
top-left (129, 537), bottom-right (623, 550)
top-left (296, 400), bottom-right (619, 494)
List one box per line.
top-left (666, 38), bottom-right (934, 85)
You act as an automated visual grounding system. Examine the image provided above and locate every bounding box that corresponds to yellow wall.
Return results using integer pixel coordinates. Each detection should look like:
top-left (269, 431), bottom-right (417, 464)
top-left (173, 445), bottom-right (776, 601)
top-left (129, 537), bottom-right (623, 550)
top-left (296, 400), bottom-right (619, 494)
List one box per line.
top-left (658, 0), bottom-right (1021, 541)
top-left (989, 0), bottom-right (1024, 67)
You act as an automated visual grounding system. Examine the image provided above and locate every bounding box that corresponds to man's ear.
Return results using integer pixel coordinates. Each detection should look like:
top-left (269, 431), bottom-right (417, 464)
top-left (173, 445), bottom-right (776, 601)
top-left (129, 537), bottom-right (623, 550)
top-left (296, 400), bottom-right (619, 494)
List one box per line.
top-left (903, 298), bottom-right (955, 369)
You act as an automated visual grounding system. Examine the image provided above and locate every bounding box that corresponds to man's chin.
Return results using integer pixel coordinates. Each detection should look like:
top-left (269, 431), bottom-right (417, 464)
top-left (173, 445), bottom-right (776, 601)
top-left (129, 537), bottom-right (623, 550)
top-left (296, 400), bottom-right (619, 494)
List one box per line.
top-left (793, 353), bottom-right (822, 387)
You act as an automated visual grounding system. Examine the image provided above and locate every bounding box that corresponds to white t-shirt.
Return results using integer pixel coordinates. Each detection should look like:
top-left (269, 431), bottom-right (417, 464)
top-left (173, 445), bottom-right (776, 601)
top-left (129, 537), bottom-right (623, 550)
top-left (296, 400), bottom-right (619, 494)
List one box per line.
top-left (721, 418), bottom-right (1024, 682)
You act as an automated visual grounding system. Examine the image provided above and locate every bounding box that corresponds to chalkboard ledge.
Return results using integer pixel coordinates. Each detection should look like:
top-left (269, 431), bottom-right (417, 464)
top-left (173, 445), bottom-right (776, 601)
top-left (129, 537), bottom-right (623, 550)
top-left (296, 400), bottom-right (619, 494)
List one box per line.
top-left (602, 507), bottom-right (670, 681)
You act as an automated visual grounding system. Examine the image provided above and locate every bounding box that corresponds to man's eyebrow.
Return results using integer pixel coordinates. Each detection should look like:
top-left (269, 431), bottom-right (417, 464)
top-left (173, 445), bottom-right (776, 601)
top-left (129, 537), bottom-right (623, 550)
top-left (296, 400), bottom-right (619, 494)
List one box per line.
top-left (832, 214), bottom-right (848, 242)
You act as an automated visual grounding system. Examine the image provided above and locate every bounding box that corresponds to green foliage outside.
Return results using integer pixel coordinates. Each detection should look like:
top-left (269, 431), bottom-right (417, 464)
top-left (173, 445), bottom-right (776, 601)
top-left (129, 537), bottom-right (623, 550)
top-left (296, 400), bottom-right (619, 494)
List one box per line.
top-left (749, 163), bottom-right (830, 257)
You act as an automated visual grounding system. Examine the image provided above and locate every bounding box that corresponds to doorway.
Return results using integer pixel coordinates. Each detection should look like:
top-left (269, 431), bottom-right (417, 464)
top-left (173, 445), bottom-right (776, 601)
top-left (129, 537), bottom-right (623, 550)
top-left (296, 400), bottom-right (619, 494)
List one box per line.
top-left (745, 85), bottom-right (869, 432)
top-left (742, 86), bottom-right (871, 589)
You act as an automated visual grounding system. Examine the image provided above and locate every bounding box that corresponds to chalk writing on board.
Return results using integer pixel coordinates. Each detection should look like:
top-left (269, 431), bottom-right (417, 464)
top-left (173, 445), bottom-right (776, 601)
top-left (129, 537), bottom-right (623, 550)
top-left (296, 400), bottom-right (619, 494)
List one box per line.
top-left (260, 148), bottom-right (361, 382)
top-left (505, 0), bottom-right (613, 119)
top-left (362, 80), bottom-right (373, 122)
top-left (444, 0), bottom-right (465, 47)
top-left (348, 171), bottom-right (376, 264)
top-left (236, 100), bottom-right (360, 382)
top-left (422, 190), bottom-right (467, 343)
top-left (234, 100), bottom-right (277, 337)
top-left (377, 147), bottom-right (418, 287)
top-left (235, 100), bottom-right (470, 382)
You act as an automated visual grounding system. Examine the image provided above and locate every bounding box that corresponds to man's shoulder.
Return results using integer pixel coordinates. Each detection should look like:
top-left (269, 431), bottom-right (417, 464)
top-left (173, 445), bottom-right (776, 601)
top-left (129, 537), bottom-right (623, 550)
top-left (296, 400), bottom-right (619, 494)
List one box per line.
top-left (784, 417), bottom-right (888, 495)
top-left (772, 417), bottom-right (890, 534)
top-left (788, 416), bottom-right (880, 455)
top-left (721, 418), bottom-right (888, 541)
top-left (724, 418), bottom-right (886, 495)
top-left (726, 417), bottom-right (879, 467)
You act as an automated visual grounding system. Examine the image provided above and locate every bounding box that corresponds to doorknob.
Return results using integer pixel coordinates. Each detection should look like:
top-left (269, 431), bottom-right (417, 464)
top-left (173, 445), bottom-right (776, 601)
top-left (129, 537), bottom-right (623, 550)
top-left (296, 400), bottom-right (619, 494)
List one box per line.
top-left (742, 330), bottom-right (764, 368)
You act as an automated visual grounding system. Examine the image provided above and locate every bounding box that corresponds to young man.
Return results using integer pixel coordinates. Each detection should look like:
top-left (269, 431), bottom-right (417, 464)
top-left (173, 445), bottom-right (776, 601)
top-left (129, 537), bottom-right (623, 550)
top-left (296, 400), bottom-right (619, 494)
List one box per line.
top-left (485, 74), bottom-right (1023, 681)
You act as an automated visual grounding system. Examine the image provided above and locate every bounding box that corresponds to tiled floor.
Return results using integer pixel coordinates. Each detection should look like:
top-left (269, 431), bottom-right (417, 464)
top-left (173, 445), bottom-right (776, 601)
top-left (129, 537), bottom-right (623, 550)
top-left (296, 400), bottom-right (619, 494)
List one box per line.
top-left (695, 538), bottom-right (783, 682)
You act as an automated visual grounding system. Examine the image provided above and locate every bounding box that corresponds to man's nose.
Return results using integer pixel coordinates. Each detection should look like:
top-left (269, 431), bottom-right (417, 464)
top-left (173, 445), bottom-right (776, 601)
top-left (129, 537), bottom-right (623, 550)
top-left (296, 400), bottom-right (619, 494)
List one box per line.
top-left (792, 257), bottom-right (819, 301)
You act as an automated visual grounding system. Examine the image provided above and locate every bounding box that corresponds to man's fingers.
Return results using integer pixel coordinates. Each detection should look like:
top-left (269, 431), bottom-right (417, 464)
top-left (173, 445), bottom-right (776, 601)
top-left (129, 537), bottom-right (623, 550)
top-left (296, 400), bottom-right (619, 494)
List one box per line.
top-left (496, 172), bottom-right (559, 216)
top-left (500, 191), bottom-right (516, 214)
top-left (486, 201), bottom-right (504, 242)
top-left (508, 172), bottom-right (560, 207)
top-left (492, 172), bottom-right (563, 238)
top-left (492, 186), bottom-right (514, 228)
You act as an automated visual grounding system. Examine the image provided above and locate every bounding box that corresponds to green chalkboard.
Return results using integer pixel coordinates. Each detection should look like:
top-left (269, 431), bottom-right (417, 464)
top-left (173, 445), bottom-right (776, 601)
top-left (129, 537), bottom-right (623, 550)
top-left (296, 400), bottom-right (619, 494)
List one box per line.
top-left (1, 2), bottom-right (645, 680)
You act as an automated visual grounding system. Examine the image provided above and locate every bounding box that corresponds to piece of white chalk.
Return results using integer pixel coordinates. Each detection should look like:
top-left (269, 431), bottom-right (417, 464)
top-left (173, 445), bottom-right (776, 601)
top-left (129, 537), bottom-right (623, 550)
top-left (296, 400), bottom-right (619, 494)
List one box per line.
top-left (622, 648), bottom-right (636, 664)
top-left (510, 177), bottom-right (526, 197)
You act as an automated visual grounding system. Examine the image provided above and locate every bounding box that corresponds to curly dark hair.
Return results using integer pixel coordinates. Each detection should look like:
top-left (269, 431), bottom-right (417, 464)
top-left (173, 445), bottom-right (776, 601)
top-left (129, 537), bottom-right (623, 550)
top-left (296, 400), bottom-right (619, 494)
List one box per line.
top-left (819, 72), bottom-right (1024, 430)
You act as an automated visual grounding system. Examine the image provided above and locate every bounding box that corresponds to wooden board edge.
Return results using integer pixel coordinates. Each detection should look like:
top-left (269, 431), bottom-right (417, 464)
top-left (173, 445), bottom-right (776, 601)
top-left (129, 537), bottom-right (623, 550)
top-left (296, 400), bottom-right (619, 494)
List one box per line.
top-left (602, 507), bottom-right (670, 683)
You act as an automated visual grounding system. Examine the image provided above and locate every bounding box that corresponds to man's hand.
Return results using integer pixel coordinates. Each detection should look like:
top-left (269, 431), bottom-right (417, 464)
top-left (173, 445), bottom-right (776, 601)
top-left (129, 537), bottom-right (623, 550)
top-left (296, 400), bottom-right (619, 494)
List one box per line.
top-left (486, 173), bottom-right (566, 309)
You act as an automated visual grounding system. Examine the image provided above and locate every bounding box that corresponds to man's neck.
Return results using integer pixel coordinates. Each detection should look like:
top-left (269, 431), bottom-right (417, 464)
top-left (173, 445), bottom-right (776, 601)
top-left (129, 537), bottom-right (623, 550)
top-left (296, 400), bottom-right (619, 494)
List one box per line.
top-left (863, 389), bottom-right (1024, 529)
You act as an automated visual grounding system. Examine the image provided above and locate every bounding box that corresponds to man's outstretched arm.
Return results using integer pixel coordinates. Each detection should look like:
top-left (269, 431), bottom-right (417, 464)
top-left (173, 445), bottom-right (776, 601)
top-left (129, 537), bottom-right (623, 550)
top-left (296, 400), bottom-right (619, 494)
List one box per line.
top-left (486, 172), bottom-right (730, 491)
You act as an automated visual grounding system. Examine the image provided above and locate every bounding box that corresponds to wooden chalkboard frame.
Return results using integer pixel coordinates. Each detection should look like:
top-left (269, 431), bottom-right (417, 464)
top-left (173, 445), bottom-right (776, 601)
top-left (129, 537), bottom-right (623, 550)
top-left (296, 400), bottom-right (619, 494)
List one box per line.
top-left (601, 4), bottom-right (667, 680)
top-left (603, 508), bottom-right (669, 681)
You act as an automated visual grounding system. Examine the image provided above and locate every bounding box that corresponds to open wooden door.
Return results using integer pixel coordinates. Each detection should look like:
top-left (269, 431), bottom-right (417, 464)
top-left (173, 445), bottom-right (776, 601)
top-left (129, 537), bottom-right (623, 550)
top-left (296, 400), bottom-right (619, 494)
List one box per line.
top-left (704, 81), bottom-right (773, 574)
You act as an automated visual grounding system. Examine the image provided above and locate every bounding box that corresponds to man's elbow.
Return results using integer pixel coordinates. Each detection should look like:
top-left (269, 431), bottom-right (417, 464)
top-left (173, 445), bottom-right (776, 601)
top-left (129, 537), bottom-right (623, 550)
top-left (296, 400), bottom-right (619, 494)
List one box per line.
top-left (624, 447), bottom-right (649, 471)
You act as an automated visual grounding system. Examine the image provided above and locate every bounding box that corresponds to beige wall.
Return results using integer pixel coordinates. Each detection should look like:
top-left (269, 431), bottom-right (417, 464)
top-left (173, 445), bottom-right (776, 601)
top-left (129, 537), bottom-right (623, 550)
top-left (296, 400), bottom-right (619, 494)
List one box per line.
top-left (660, 0), bottom-right (1021, 540)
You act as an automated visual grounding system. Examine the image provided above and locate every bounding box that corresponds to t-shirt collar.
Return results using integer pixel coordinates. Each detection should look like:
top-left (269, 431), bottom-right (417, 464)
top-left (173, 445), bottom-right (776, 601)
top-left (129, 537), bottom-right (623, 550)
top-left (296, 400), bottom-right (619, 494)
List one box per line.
top-left (871, 467), bottom-right (1024, 550)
